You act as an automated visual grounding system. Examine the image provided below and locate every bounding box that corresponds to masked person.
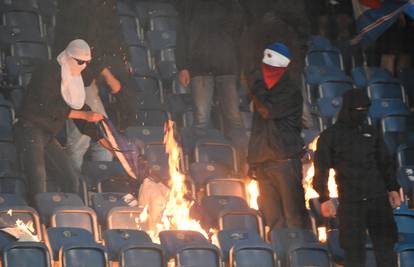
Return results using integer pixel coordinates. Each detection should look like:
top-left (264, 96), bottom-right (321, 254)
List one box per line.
top-left (247, 43), bottom-right (309, 231)
top-left (313, 89), bottom-right (400, 267)
top-left (16, 39), bottom-right (104, 197)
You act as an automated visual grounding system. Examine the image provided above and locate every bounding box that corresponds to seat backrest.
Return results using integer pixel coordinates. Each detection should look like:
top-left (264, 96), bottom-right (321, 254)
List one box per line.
top-left (134, 75), bottom-right (163, 105)
top-left (47, 227), bottom-right (95, 261)
top-left (120, 15), bottom-right (142, 45)
top-left (2, 241), bottom-right (51, 267)
top-left (318, 81), bottom-right (352, 99)
top-left (397, 244), bottom-right (414, 267)
top-left (217, 229), bottom-right (262, 261)
top-left (397, 145), bottom-right (414, 167)
top-left (176, 244), bottom-right (221, 267)
top-left (159, 230), bottom-right (209, 259)
top-left (0, 193), bottom-right (27, 209)
top-left (195, 140), bottom-right (238, 172)
top-left (146, 30), bottom-right (176, 53)
top-left (50, 206), bottom-right (99, 241)
top-left (206, 178), bottom-right (247, 200)
top-left (369, 99), bottom-right (410, 124)
top-left (11, 42), bottom-right (50, 61)
top-left (230, 242), bottom-right (277, 267)
top-left (128, 44), bottom-right (152, 76)
top-left (125, 126), bottom-right (164, 145)
top-left (106, 206), bottom-right (142, 230)
top-left (288, 242), bottom-right (330, 267)
top-left (367, 82), bottom-right (404, 101)
top-left (103, 229), bottom-right (152, 260)
top-left (381, 115), bottom-right (414, 133)
top-left (316, 97), bottom-right (342, 119)
top-left (270, 228), bottom-right (318, 255)
top-left (4, 11), bottom-right (44, 42)
top-left (201, 195), bottom-right (249, 224)
top-left (219, 210), bottom-right (263, 238)
top-left (35, 192), bottom-right (84, 224)
top-left (189, 162), bottom-right (232, 187)
top-left (149, 15), bottom-right (177, 31)
top-left (91, 192), bottom-right (136, 225)
top-left (61, 243), bottom-right (108, 267)
top-left (120, 243), bottom-right (166, 267)
top-left (0, 206), bottom-right (42, 241)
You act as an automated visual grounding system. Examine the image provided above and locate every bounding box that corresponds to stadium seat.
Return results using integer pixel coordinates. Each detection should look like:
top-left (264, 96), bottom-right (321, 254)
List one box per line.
top-left (135, 1), bottom-right (176, 31)
top-left (230, 242), bottom-right (278, 267)
top-left (288, 242), bottom-right (330, 267)
top-left (316, 97), bottom-right (342, 130)
top-left (189, 162), bottom-right (232, 188)
top-left (34, 192), bottom-right (84, 224)
top-left (219, 209), bottom-right (264, 238)
top-left (103, 229), bottom-right (152, 261)
top-left (0, 172), bottom-right (27, 196)
top-left (367, 82), bottom-right (406, 102)
top-left (368, 99), bottom-right (410, 125)
top-left (396, 243), bottom-right (414, 267)
top-left (119, 243), bottom-right (166, 267)
top-left (195, 139), bottom-right (239, 172)
top-left (381, 115), bottom-right (414, 155)
top-left (124, 126), bottom-right (165, 145)
top-left (217, 229), bottom-right (263, 261)
top-left (2, 10), bottom-right (44, 42)
top-left (128, 44), bottom-right (154, 76)
top-left (120, 15), bottom-right (142, 45)
top-left (149, 15), bottom-right (177, 32)
top-left (305, 48), bottom-right (343, 70)
top-left (201, 195), bottom-right (249, 228)
top-left (146, 30), bottom-right (176, 52)
top-left (116, 0), bottom-right (136, 16)
top-left (394, 206), bottom-right (414, 234)
top-left (398, 68), bottom-right (414, 108)
top-left (0, 142), bottom-right (18, 165)
top-left (145, 143), bottom-right (170, 181)
top-left (106, 206), bottom-right (142, 230)
top-left (91, 192), bottom-right (137, 225)
top-left (2, 241), bottom-right (51, 267)
top-left (176, 244), bottom-right (222, 267)
top-left (50, 206), bottom-right (100, 241)
top-left (0, 97), bottom-right (14, 142)
top-left (0, 206), bottom-right (43, 241)
top-left (317, 80), bottom-right (353, 99)
top-left (397, 145), bottom-right (414, 168)
top-left (133, 75), bottom-right (164, 104)
top-left (4, 56), bottom-right (38, 86)
top-left (136, 108), bottom-right (169, 127)
top-left (159, 230), bottom-right (210, 259)
top-left (60, 242), bottom-right (108, 267)
top-left (206, 178), bottom-right (247, 200)
top-left (0, 193), bottom-right (26, 209)
top-left (351, 66), bottom-right (397, 88)
top-left (10, 41), bottom-right (51, 61)
top-left (47, 227), bottom-right (96, 261)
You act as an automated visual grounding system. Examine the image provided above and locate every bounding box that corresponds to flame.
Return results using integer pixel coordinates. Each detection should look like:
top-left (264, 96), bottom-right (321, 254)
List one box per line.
top-left (303, 136), bottom-right (338, 208)
top-left (303, 136), bottom-right (338, 243)
top-left (138, 120), bottom-right (209, 242)
top-left (247, 179), bottom-right (259, 210)
top-left (317, 226), bottom-right (327, 243)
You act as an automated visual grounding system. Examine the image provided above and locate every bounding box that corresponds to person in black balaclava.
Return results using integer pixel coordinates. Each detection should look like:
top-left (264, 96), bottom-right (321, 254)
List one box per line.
top-left (313, 89), bottom-right (400, 267)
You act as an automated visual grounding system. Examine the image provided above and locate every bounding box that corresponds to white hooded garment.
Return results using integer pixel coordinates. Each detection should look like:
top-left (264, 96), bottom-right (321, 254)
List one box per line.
top-left (57, 39), bottom-right (91, 110)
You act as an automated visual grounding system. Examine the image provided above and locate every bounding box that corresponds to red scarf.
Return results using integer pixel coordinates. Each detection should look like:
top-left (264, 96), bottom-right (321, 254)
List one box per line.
top-left (262, 64), bottom-right (287, 90)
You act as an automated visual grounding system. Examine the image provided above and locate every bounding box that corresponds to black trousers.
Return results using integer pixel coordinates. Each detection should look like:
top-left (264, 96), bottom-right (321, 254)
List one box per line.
top-left (15, 120), bottom-right (80, 196)
top-left (338, 196), bottom-right (398, 267)
top-left (256, 159), bottom-right (310, 230)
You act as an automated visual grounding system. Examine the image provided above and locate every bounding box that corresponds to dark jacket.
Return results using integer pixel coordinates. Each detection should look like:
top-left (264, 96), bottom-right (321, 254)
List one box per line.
top-left (313, 90), bottom-right (400, 203)
top-left (176, 0), bottom-right (243, 76)
top-left (18, 61), bottom-right (98, 139)
top-left (247, 72), bottom-right (304, 163)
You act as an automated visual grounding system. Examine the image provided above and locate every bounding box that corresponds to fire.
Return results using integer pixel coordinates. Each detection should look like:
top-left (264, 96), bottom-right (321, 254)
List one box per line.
top-left (303, 136), bottom-right (338, 207)
top-left (247, 179), bottom-right (259, 210)
top-left (138, 120), bottom-right (209, 242)
top-left (303, 136), bottom-right (339, 243)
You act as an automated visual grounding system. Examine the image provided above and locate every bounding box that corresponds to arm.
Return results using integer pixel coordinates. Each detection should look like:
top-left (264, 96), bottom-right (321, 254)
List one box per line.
top-left (100, 67), bottom-right (121, 94)
top-left (313, 132), bottom-right (333, 204)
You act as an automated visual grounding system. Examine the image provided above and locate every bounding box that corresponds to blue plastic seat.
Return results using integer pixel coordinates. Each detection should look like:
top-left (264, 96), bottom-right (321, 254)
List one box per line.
top-left (189, 162), bottom-right (232, 188)
top-left (134, 75), bottom-right (164, 105)
top-left (0, 193), bottom-right (27, 209)
top-left (0, 99), bottom-right (14, 142)
top-left (206, 178), bottom-right (247, 200)
top-left (3, 10), bottom-right (44, 42)
top-left (0, 173), bottom-right (27, 196)
top-left (91, 192), bottom-right (137, 225)
top-left (149, 16), bottom-right (177, 32)
top-left (120, 15), bottom-right (142, 45)
top-left (318, 80), bottom-right (353, 99)
top-left (288, 242), bottom-right (330, 267)
top-left (316, 97), bottom-right (342, 130)
top-left (159, 230), bottom-right (209, 259)
top-left (368, 99), bottom-right (410, 125)
top-left (10, 41), bottom-right (50, 61)
top-left (60, 242), bottom-right (108, 267)
top-left (176, 244), bottom-right (221, 267)
top-left (47, 227), bottom-right (96, 261)
top-left (124, 126), bottom-right (165, 145)
top-left (34, 192), bottom-right (84, 224)
top-left (217, 229), bottom-right (262, 262)
top-left (106, 206), bottom-right (142, 230)
top-left (270, 228), bottom-right (318, 259)
top-left (103, 229), bottom-right (152, 261)
top-left (230, 242), bottom-right (277, 267)
top-left (146, 30), bottom-right (176, 52)
top-left (397, 145), bottom-right (414, 168)
top-left (195, 139), bottom-right (239, 172)
top-left (367, 82), bottom-right (405, 101)
top-left (396, 243), bottom-right (414, 267)
top-left (119, 243), bottom-right (166, 267)
top-left (128, 44), bottom-right (153, 76)
top-left (351, 66), bottom-right (396, 88)
top-left (381, 115), bottom-right (414, 155)
top-left (394, 206), bottom-right (414, 234)
top-left (2, 241), bottom-right (51, 267)
top-left (50, 206), bottom-right (100, 241)
top-left (0, 206), bottom-right (43, 241)
top-left (219, 209), bottom-right (264, 238)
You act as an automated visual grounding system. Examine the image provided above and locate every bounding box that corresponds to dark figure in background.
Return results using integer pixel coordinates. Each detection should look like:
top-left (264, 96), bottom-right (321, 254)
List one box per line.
top-left (248, 43), bottom-right (309, 230)
top-left (176, 0), bottom-right (245, 133)
top-left (16, 40), bottom-right (104, 198)
top-left (313, 89), bottom-right (400, 267)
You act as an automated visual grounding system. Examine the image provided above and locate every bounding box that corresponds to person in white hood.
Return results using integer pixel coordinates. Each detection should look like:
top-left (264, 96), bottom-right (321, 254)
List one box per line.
top-left (16, 39), bottom-right (104, 199)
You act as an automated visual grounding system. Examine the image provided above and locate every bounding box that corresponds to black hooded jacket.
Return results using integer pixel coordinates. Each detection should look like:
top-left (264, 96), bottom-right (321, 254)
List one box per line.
top-left (247, 71), bottom-right (304, 164)
top-left (176, 0), bottom-right (244, 76)
top-left (313, 89), bottom-right (400, 203)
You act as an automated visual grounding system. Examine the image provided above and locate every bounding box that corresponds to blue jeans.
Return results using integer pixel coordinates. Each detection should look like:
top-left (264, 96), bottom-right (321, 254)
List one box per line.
top-left (191, 75), bottom-right (243, 130)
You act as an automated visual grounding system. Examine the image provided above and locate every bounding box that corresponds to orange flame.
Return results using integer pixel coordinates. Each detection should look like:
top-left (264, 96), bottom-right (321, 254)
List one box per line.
top-left (317, 226), bottom-right (327, 243)
top-left (139, 121), bottom-right (209, 243)
top-left (247, 179), bottom-right (259, 210)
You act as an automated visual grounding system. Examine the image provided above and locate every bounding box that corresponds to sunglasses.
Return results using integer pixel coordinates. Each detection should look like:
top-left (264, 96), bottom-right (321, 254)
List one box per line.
top-left (72, 57), bottom-right (90, 65)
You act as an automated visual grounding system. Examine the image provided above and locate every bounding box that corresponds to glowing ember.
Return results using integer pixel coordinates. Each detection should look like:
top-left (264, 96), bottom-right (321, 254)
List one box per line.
top-left (247, 179), bottom-right (260, 210)
top-left (139, 120), bottom-right (209, 242)
top-left (7, 209), bottom-right (12, 216)
top-left (317, 226), bottom-right (327, 243)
